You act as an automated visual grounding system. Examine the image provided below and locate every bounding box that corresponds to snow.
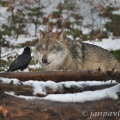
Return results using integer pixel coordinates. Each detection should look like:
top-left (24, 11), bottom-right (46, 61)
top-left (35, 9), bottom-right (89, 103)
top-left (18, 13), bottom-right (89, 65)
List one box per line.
top-left (0, 77), bottom-right (19, 84)
top-left (112, 10), bottom-right (120, 15)
top-left (0, 77), bottom-right (119, 102)
top-left (84, 38), bottom-right (120, 51)
top-left (0, 7), bottom-right (8, 23)
top-left (43, 84), bottom-right (120, 102)
top-left (4, 35), bottom-right (37, 46)
top-left (41, 0), bottom-right (61, 15)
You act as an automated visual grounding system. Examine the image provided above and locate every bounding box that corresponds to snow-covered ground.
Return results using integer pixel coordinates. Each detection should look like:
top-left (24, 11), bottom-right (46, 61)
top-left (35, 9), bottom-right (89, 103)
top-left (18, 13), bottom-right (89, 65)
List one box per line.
top-left (84, 37), bottom-right (120, 51)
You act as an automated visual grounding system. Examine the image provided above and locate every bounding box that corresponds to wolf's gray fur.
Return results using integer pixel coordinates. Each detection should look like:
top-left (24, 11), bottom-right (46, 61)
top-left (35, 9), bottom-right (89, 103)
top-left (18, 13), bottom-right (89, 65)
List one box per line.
top-left (33, 30), bottom-right (120, 71)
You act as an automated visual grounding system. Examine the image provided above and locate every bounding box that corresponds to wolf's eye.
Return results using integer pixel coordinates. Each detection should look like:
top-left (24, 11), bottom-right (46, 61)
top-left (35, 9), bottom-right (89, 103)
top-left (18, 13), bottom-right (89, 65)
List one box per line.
top-left (41, 47), bottom-right (45, 51)
top-left (50, 46), bottom-right (55, 51)
top-left (37, 47), bottom-right (40, 51)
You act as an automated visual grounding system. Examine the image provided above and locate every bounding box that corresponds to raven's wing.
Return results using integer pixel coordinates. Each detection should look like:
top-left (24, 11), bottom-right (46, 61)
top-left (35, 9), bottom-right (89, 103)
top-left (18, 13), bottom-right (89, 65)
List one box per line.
top-left (7, 53), bottom-right (31, 71)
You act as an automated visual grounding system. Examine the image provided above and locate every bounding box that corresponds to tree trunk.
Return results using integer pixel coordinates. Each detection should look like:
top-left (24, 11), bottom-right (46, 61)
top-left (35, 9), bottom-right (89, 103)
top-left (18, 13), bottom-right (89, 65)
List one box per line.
top-left (0, 70), bottom-right (120, 82)
top-left (0, 92), bottom-right (120, 120)
top-left (0, 82), bottom-right (117, 96)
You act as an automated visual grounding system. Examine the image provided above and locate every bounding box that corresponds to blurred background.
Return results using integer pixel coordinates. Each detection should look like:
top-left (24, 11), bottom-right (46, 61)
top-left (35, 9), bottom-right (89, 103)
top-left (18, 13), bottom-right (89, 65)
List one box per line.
top-left (0, 0), bottom-right (120, 72)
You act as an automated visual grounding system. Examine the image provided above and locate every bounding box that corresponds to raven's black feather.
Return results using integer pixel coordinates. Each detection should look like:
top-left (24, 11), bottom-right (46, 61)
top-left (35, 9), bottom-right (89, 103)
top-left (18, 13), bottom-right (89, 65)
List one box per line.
top-left (7, 47), bottom-right (31, 72)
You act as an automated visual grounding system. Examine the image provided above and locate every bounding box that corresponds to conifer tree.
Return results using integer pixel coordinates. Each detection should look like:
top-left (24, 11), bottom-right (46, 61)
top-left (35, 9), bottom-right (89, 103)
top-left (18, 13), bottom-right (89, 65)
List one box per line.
top-left (26, 0), bottom-right (44, 36)
top-left (2, 0), bottom-right (27, 37)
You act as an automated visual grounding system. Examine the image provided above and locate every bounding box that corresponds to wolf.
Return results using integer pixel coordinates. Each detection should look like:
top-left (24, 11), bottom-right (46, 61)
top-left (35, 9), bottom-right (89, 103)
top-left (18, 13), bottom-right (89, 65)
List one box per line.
top-left (33, 30), bottom-right (120, 71)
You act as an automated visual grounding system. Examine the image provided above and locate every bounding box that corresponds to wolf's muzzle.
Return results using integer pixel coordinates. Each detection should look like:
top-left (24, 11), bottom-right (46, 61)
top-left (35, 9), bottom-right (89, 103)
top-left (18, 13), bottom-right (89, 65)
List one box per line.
top-left (42, 57), bottom-right (51, 66)
top-left (42, 57), bottom-right (47, 63)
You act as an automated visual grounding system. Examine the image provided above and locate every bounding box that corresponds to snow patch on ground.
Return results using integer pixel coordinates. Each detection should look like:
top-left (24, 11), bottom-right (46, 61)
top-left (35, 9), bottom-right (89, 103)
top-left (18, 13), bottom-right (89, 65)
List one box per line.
top-left (0, 77), bottom-right (119, 103)
top-left (43, 84), bottom-right (120, 102)
top-left (84, 38), bottom-right (120, 51)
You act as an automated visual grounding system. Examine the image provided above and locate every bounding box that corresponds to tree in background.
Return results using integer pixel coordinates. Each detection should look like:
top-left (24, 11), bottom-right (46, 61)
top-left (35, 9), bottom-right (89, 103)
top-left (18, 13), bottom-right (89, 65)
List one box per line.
top-left (0, 0), bottom-right (120, 39)
top-left (0, 1), bottom-right (9, 70)
top-left (46, 0), bottom-right (83, 39)
top-left (0, 30), bottom-right (2, 69)
top-left (1, 0), bottom-right (27, 38)
top-left (25, 0), bottom-right (44, 36)
top-left (104, 6), bottom-right (120, 37)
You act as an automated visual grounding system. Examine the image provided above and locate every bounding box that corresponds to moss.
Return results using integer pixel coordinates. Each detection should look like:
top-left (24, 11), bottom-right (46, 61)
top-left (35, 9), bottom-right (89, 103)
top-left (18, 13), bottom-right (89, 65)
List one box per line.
top-left (82, 34), bottom-right (89, 41)
top-left (36, 67), bottom-right (44, 71)
top-left (0, 59), bottom-right (8, 72)
top-left (0, 59), bottom-right (7, 64)
top-left (113, 49), bottom-right (120, 62)
top-left (65, 29), bottom-right (82, 39)
top-left (30, 57), bottom-right (35, 65)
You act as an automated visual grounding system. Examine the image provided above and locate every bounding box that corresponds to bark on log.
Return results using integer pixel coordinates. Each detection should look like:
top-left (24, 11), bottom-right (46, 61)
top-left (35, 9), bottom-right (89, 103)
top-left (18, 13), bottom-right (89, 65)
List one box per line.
top-left (0, 83), bottom-right (33, 96)
top-left (0, 82), bottom-right (117, 96)
top-left (0, 92), bottom-right (120, 120)
top-left (0, 70), bottom-right (120, 82)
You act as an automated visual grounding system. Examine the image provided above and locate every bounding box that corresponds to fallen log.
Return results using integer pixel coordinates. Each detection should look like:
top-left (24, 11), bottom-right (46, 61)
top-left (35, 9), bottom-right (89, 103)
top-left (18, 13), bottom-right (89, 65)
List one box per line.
top-left (0, 70), bottom-right (120, 82)
top-left (0, 93), bottom-right (120, 120)
top-left (0, 82), bottom-right (117, 96)
top-left (0, 83), bottom-right (33, 96)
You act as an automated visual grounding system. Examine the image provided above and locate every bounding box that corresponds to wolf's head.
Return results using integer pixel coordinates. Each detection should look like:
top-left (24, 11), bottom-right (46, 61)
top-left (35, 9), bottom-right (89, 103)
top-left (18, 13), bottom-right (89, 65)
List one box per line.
top-left (33, 30), bottom-right (68, 70)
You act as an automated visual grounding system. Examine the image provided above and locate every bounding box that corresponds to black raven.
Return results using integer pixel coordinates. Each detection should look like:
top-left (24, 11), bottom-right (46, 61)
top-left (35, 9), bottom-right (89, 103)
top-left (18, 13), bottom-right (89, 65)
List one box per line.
top-left (7, 47), bottom-right (31, 72)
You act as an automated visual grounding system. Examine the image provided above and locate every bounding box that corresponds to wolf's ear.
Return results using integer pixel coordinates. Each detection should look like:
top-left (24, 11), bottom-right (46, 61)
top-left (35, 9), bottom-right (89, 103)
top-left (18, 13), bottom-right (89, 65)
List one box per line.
top-left (57, 30), bottom-right (64, 41)
top-left (39, 30), bottom-right (45, 39)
